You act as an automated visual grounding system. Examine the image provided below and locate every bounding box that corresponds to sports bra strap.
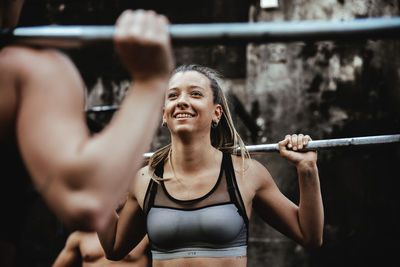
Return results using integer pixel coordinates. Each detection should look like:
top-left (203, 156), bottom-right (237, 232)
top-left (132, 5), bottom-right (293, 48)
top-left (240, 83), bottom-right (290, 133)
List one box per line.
top-left (142, 164), bottom-right (162, 214)
top-left (222, 152), bottom-right (249, 226)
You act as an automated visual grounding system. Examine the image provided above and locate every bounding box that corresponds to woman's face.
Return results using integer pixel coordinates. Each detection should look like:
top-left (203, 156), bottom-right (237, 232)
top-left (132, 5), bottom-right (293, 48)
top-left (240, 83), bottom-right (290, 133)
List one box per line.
top-left (163, 71), bottom-right (222, 136)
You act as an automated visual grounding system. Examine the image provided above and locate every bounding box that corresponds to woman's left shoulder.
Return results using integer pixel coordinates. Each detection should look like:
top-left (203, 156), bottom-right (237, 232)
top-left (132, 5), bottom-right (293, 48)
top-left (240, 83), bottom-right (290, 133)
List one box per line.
top-left (230, 154), bottom-right (268, 174)
top-left (230, 154), bottom-right (273, 186)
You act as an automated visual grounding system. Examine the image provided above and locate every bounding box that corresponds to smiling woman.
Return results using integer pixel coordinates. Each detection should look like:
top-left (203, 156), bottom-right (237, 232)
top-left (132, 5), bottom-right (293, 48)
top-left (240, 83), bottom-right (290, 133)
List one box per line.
top-left (97, 64), bottom-right (324, 267)
top-left (152, 65), bottom-right (248, 170)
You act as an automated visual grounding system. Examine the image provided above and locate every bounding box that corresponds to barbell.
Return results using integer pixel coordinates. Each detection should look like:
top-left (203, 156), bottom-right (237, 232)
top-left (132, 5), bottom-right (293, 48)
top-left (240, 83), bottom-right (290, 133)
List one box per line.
top-left (143, 134), bottom-right (400, 159)
top-left (1, 16), bottom-right (400, 48)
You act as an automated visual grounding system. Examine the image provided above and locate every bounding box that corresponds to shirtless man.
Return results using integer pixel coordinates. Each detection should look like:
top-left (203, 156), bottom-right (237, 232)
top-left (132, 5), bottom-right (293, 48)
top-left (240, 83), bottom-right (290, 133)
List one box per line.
top-left (52, 233), bottom-right (150, 267)
top-left (0, 0), bottom-right (174, 265)
top-left (54, 195), bottom-right (150, 267)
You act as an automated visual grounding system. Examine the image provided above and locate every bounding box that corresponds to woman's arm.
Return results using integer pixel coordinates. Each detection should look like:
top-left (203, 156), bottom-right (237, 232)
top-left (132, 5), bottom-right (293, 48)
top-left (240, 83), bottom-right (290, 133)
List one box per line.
top-left (251, 134), bottom-right (324, 247)
top-left (97, 169), bottom-right (149, 260)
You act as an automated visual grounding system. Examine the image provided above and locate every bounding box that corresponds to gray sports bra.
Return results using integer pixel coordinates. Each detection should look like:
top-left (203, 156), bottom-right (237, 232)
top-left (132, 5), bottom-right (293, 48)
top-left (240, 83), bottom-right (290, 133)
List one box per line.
top-left (143, 152), bottom-right (249, 260)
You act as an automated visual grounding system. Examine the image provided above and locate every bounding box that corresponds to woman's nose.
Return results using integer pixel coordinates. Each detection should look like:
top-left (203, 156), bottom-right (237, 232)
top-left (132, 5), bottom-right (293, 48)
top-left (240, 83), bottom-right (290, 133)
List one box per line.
top-left (176, 93), bottom-right (189, 108)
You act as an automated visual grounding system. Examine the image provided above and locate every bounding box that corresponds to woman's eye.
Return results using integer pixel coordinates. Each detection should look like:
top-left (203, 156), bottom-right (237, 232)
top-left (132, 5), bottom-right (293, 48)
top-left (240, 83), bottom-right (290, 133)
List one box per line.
top-left (191, 91), bottom-right (202, 97)
top-left (168, 93), bottom-right (177, 98)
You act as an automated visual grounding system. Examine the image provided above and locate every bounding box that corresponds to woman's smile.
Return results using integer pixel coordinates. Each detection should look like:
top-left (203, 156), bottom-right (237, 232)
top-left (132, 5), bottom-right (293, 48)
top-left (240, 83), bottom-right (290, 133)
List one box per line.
top-left (174, 112), bottom-right (196, 120)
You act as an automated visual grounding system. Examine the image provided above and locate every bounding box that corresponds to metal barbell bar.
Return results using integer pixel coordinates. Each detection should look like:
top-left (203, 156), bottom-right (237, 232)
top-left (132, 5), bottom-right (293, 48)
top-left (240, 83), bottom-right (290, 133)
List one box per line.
top-left (142, 134), bottom-right (400, 159)
top-left (2, 16), bottom-right (400, 48)
top-left (86, 105), bottom-right (118, 112)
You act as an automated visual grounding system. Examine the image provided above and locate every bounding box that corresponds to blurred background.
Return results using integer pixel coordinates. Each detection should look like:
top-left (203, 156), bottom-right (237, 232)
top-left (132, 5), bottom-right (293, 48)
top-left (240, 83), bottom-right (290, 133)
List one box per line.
top-left (12, 0), bottom-right (400, 266)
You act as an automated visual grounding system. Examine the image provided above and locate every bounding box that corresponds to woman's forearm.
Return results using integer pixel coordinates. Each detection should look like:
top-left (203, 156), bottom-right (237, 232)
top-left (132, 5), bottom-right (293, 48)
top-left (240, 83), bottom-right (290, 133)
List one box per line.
top-left (296, 161), bottom-right (324, 247)
top-left (97, 211), bottom-right (119, 257)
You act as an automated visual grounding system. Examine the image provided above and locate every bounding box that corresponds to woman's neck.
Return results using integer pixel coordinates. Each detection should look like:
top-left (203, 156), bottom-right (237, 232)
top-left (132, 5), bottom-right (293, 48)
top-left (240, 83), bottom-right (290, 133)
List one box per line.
top-left (170, 134), bottom-right (219, 175)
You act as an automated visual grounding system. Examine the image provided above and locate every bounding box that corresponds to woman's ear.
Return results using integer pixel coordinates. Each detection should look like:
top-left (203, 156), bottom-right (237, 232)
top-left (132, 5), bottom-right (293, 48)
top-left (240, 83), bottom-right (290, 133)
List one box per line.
top-left (213, 104), bottom-right (223, 122)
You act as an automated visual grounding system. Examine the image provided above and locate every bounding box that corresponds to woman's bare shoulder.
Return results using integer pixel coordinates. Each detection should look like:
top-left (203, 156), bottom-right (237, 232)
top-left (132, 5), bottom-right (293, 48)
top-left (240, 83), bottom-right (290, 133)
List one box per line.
top-left (231, 154), bottom-right (273, 190)
top-left (231, 154), bottom-right (269, 174)
top-left (131, 165), bottom-right (153, 201)
top-left (136, 165), bottom-right (153, 184)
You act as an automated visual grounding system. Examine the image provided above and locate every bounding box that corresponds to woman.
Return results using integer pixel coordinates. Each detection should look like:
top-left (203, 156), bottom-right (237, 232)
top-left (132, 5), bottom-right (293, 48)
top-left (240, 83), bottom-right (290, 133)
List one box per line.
top-left (98, 65), bottom-right (324, 266)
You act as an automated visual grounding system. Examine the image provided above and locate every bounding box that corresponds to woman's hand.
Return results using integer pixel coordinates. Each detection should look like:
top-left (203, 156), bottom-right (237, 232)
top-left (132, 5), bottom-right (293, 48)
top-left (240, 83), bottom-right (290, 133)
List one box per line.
top-left (278, 134), bottom-right (317, 168)
top-left (113, 9), bottom-right (174, 82)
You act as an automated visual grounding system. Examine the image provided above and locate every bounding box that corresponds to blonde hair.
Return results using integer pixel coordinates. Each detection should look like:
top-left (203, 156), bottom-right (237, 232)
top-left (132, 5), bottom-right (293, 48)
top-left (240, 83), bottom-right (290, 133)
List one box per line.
top-left (148, 64), bottom-right (249, 180)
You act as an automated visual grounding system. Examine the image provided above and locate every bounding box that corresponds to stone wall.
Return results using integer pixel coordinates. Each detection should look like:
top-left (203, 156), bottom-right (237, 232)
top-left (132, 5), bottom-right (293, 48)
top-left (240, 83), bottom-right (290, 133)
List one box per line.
top-left (245, 1), bottom-right (400, 266)
top-left (14, 1), bottom-right (400, 266)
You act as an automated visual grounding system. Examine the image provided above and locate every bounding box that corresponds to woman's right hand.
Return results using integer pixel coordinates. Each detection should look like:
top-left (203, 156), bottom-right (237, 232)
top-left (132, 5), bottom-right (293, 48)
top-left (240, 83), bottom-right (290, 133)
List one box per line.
top-left (113, 9), bottom-right (174, 82)
top-left (278, 134), bottom-right (318, 168)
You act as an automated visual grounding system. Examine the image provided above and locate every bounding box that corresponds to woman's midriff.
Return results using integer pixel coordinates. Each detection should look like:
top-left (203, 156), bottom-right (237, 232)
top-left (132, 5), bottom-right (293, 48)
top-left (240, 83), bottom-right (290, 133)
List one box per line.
top-left (153, 256), bottom-right (247, 267)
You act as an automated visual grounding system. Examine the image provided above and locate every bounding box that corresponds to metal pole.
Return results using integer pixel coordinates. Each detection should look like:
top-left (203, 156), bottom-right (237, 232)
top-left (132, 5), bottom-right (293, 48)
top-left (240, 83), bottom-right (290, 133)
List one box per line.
top-left (86, 105), bottom-right (119, 112)
top-left (2, 16), bottom-right (400, 48)
top-left (245, 134), bottom-right (400, 154)
top-left (143, 134), bottom-right (400, 159)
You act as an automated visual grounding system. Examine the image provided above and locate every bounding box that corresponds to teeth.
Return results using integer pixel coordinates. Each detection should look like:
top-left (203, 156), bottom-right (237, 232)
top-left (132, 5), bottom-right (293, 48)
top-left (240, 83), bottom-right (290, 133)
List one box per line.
top-left (176, 114), bottom-right (193, 118)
